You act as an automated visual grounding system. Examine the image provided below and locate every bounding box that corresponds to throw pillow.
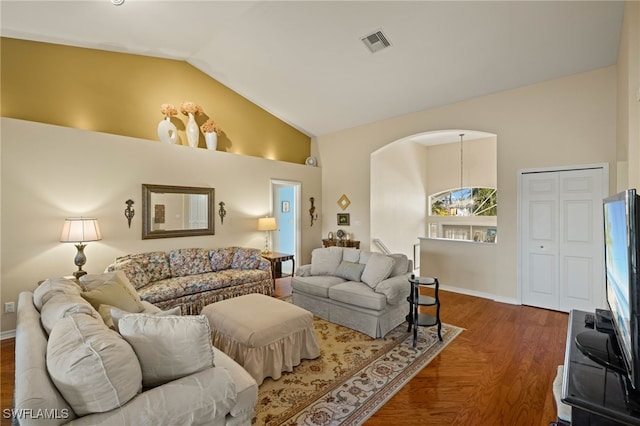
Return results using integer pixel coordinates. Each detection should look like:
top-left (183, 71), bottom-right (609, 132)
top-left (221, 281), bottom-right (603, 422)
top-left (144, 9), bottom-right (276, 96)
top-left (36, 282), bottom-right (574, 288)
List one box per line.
top-left (310, 247), bottom-right (343, 276)
top-left (81, 273), bottom-right (145, 313)
top-left (342, 248), bottom-right (361, 263)
top-left (128, 251), bottom-right (172, 282)
top-left (33, 277), bottom-right (81, 311)
top-left (388, 253), bottom-right (409, 277)
top-left (118, 314), bottom-right (215, 388)
top-left (105, 259), bottom-right (149, 290)
top-left (334, 261), bottom-right (366, 282)
top-left (169, 248), bottom-right (213, 277)
top-left (230, 247), bottom-right (261, 270)
top-left (361, 253), bottom-right (396, 288)
top-left (210, 247), bottom-right (235, 271)
top-left (40, 293), bottom-right (99, 335)
top-left (47, 313), bottom-right (142, 416)
top-left (99, 305), bottom-right (181, 332)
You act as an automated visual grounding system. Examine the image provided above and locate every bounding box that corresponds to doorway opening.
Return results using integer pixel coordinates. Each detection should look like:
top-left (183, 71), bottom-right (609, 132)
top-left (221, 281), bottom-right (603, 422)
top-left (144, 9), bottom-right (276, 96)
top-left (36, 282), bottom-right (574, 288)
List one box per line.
top-left (270, 179), bottom-right (301, 275)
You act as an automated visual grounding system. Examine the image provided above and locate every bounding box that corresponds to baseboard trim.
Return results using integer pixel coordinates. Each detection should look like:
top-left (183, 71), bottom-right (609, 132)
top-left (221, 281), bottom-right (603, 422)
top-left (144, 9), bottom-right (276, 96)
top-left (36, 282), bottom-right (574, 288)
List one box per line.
top-left (1, 330), bottom-right (16, 340)
top-left (440, 285), bottom-right (519, 306)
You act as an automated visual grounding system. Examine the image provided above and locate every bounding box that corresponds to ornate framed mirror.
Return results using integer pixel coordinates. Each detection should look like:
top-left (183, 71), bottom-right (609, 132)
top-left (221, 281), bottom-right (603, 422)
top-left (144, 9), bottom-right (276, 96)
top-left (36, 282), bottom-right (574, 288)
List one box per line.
top-left (142, 184), bottom-right (215, 239)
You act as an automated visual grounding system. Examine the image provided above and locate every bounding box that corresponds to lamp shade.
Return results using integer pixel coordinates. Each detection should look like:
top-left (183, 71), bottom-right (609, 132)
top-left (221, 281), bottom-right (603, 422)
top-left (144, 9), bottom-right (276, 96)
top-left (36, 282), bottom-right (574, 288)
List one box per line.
top-left (257, 217), bottom-right (277, 231)
top-left (60, 218), bottom-right (103, 243)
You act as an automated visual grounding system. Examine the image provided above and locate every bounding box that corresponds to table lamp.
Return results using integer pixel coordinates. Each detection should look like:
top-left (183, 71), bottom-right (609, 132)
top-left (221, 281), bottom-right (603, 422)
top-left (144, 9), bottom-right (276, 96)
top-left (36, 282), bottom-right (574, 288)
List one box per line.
top-left (257, 217), bottom-right (277, 254)
top-left (60, 217), bottom-right (103, 278)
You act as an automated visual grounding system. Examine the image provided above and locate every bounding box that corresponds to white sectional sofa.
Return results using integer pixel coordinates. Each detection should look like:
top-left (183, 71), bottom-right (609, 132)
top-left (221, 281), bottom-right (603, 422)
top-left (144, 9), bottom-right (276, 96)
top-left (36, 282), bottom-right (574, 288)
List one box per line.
top-left (13, 272), bottom-right (258, 426)
top-left (291, 247), bottom-right (412, 338)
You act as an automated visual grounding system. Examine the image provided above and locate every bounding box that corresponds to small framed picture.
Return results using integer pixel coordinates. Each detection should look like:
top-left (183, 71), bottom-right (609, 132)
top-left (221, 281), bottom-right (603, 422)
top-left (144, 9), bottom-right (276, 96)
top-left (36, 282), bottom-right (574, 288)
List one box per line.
top-left (281, 201), bottom-right (290, 213)
top-left (486, 228), bottom-right (497, 243)
top-left (154, 204), bottom-right (165, 224)
top-left (337, 213), bottom-right (350, 226)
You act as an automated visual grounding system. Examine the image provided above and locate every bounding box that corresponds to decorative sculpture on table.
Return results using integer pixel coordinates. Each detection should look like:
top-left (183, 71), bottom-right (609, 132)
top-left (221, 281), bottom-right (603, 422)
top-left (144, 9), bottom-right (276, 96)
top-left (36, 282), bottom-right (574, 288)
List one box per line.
top-left (309, 197), bottom-right (318, 226)
top-left (218, 201), bottom-right (226, 224)
top-left (124, 199), bottom-right (135, 228)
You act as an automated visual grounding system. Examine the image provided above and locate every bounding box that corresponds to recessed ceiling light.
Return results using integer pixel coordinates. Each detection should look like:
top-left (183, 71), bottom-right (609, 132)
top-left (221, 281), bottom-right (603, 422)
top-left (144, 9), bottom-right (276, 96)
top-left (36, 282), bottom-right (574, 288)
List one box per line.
top-left (111, 0), bottom-right (125, 6)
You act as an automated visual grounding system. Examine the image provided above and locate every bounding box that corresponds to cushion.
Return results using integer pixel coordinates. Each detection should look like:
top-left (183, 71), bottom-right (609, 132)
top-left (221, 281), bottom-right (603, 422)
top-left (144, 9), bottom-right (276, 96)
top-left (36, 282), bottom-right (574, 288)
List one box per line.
top-left (40, 293), bottom-right (99, 335)
top-left (342, 248), bottom-right (361, 263)
top-left (128, 251), bottom-right (172, 282)
top-left (46, 313), bottom-right (142, 416)
top-left (334, 261), bottom-right (366, 282)
top-left (210, 247), bottom-right (235, 271)
top-left (33, 277), bottom-right (81, 310)
top-left (118, 314), bottom-right (215, 388)
top-left (231, 247), bottom-right (262, 270)
top-left (169, 248), bottom-right (213, 277)
top-left (361, 253), bottom-right (396, 288)
top-left (80, 270), bottom-right (142, 297)
top-left (99, 304), bottom-right (181, 332)
top-left (388, 253), bottom-right (409, 277)
top-left (81, 273), bottom-right (145, 313)
top-left (310, 247), bottom-right (343, 276)
top-left (106, 259), bottom-right (149, 290)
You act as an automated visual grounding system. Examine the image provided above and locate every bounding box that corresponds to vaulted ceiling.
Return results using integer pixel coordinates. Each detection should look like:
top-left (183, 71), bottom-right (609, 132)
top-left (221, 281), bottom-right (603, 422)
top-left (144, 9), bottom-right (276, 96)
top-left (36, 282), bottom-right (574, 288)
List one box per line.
top-left (1, 1), bottom-right (624, 137)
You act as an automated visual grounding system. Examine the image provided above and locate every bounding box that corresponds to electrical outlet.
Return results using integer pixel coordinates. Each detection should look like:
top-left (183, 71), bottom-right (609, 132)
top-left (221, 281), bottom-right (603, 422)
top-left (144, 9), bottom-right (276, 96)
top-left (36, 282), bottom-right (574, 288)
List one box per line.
top-left (4, 302), bottom-right (15, 314)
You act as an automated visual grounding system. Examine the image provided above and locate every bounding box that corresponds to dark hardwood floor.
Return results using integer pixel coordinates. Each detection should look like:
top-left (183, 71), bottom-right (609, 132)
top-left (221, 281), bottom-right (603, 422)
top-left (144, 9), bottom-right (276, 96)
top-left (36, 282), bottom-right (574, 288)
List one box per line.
top-left (0, 279), bottom-right (567, 426)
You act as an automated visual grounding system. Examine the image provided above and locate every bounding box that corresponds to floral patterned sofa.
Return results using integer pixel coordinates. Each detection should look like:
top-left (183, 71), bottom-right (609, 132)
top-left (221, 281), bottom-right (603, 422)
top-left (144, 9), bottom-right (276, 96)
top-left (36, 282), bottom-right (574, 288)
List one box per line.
top-left (106, 247), bottom-right (273, 315)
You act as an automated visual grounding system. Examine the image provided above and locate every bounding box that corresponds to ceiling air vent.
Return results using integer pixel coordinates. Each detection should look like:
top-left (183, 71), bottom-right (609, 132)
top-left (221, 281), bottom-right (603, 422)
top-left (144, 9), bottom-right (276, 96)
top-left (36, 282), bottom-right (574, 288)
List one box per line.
top-left (361, 30), bottom-right (391, 53)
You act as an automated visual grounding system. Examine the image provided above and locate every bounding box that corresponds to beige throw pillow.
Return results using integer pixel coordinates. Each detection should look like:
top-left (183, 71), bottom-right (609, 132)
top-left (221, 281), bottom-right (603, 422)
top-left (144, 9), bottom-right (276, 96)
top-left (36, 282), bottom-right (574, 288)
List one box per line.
top-left (81, 273), bottom-right (144, 313)
top-left (46, 313), bottom-right (142, 416)
top-left (118, 314), bottom-right (215, 388)
top-left (40, 293), bottom-right (99, 335)
top-left (361, 253), bottom-right (396, 288)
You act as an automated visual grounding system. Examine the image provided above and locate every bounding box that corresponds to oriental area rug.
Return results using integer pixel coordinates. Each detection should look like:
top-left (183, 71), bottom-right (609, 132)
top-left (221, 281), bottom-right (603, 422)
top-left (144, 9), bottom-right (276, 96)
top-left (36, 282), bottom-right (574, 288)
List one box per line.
top-left (253, 317), bottom-right (463, 425)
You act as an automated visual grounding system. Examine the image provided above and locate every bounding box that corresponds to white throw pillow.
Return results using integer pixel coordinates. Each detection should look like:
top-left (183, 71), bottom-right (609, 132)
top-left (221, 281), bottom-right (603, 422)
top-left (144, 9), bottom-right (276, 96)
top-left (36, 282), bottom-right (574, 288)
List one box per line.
top-left (118, 314), bottom-right (215, 388)
top-left (361, 253), bottom-right (396, 288)
top-left (46, 313), bottom-right (142, 416)
top-left (310, 247), bottom-right (343, 276)
top-left (99, 305), bottom-right (181, 332)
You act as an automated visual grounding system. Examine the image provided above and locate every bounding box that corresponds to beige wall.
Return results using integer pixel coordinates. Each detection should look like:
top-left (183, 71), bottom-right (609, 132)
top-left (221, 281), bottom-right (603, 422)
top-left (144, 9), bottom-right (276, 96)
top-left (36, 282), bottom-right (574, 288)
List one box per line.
top-left (426, 136), bottom-right (497, 195)
top-left (0, 38), bottom-right (311, 164)
top-left (618, 1), bottom-right (640, 190)
top-left (316, 66), bottom-right (617, 302)
top-left (0, 118), bottom-right (322, 334)
top-left (370, 141), bottom-right (428, 257)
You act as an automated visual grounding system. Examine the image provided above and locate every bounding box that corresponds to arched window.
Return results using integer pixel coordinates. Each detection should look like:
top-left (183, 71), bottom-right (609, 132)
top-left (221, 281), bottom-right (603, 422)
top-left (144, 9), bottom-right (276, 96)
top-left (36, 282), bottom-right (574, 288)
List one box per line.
top-left (430, 187), bottom-right (497, 217)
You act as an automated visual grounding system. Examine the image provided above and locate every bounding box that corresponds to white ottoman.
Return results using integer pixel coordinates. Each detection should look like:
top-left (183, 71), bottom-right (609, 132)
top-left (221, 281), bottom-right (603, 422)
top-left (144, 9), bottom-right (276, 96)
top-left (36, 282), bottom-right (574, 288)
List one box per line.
top-left (201, 293), bottom-right (320, 385)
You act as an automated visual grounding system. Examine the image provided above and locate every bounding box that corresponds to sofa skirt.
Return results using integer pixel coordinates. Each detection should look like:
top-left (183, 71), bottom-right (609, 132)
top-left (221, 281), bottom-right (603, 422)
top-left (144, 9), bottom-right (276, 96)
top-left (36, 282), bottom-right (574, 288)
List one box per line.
top-left (292, 291), bottom-right (407, 339)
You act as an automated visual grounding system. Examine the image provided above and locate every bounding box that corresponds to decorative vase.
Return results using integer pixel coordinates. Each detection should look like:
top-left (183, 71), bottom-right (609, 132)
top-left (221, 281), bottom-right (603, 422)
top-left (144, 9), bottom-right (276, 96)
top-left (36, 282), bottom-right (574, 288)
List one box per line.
top-left (204, 132), bottom-right (218, 150)
top-left (157, 117), bottom-right (178, 144)
top-left (186, 113), bottom-right (200, 148)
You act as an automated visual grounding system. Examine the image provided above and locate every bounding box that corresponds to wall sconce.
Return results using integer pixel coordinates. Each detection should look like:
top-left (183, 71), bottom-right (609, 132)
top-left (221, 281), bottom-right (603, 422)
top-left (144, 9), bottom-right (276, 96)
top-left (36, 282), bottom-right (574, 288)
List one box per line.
top-left (60, 217), bottom-right (103, 278)
top-left (219, 201), bottom-right (226, 224)
top-left (124, 199), bottom-right (135, 228)
top-left (309, 197), bottom-right (318, 226)
top-left (257, 216), bottom-right (277, 253)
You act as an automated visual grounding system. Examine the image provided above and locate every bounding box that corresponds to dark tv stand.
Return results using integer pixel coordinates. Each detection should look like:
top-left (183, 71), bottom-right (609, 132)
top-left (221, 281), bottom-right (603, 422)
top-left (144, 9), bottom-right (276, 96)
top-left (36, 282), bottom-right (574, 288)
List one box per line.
top-left (562, 310), bottom-right (640, 425)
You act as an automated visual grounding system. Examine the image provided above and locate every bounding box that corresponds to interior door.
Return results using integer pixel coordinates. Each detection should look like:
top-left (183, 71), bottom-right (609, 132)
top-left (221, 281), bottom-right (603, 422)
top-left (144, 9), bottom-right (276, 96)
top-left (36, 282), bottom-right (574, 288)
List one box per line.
top-left (520, 166), bottom-right (607, 312)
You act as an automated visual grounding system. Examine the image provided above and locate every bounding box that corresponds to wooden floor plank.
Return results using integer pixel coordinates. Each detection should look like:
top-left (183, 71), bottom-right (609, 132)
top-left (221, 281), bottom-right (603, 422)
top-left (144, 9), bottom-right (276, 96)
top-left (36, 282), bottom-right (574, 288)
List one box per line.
top-left (0, 286), bottom-right (568, 426)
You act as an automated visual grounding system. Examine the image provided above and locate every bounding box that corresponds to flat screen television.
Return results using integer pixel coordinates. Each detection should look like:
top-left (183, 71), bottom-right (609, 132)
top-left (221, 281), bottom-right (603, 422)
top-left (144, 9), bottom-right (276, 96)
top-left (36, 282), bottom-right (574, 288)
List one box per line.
top-left (602, 188), bottom-right (640, 389)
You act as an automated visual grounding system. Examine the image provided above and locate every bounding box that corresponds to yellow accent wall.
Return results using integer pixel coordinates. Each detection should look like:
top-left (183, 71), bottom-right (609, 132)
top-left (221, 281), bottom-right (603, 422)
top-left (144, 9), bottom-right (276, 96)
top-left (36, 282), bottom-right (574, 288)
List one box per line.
top-left (0, 37), bottom-right (310, 163)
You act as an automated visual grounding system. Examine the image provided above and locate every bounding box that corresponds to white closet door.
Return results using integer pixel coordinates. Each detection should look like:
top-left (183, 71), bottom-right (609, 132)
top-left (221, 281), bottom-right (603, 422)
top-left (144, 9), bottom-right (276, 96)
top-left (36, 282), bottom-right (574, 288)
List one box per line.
top-left (520, 166), bottom-right (606, 312)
